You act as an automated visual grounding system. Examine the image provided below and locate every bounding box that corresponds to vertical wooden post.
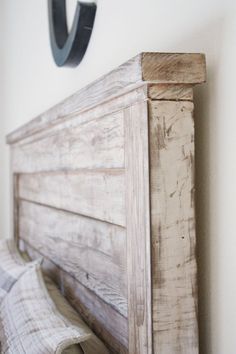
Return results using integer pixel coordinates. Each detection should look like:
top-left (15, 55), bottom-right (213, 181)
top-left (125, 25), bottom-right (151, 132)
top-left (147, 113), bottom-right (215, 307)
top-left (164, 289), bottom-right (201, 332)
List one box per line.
top-left (125, 100), bottom-right (152, 354)
top-left (124, 54), bottom-right (205, 354)
top-left (149, 99), bottom-right (198, 353)
top-left (13, 173), bottom-right (19, 242)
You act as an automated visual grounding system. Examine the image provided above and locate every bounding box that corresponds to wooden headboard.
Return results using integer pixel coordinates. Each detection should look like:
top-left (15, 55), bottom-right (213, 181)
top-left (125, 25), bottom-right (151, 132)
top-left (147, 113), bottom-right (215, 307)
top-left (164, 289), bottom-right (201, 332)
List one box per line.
top-left (7, 53), bottom-right (206, 354)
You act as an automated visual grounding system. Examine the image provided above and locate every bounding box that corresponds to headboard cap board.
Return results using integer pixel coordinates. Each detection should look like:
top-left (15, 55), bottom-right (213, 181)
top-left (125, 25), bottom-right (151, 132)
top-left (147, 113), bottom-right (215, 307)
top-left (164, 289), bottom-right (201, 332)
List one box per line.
top-left (6, 52), bottom-right (206, 145)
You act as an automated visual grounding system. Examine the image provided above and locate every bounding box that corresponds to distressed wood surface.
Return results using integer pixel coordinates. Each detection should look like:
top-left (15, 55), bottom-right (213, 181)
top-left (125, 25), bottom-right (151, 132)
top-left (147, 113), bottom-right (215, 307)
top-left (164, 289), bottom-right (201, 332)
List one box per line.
top-left (8, 85), bottom-right (148, 146)
top-left (19, 200), bottom-right (127, 316)
top-left (142, 52), bottom-right (205, 83)
top-left (149, 100), bottom-right (198, 353)
top-left (124, 101), bottom-right (152, 354)
top-left (12, 111), bottom-right (124, 173)
top-left (7, 53), bottom-right (205, 144)
top-left (18, 240), bottom-right (128, 354)
top-left (13, 174), bottom-right (19, 241)
top-left (148, 84), bottom-right (193, 101)
top-left (8, 53), bottom-right (206, 354)
top-left (18, 169), bottom-right (125, 226)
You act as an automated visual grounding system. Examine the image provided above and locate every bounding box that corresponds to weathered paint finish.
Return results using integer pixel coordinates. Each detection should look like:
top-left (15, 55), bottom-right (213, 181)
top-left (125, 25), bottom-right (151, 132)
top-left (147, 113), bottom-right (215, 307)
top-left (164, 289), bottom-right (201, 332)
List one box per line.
top-left (149, 100), bottom-right (198, 353)
top-left (7, 53), bottom-right (206, 354)
top-left (124, 101), bottom-right (152, 354)
top-left (18, 169), bottom-right (125, 226)
top-left (19, 200), bottom-right (127, 316)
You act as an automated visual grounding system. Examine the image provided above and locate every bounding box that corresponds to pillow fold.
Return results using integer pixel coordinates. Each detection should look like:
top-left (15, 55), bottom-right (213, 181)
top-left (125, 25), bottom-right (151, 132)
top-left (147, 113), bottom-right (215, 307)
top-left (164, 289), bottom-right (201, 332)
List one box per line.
top-left (0, 263), bottom-right (109, 354)
top-left (0, 239), bottom-right (40, 303)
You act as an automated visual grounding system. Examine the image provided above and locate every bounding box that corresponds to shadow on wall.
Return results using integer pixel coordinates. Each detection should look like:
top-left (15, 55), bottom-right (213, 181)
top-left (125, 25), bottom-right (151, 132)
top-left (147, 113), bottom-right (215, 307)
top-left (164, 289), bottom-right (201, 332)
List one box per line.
top-left (174, 18), bottom-right (225, 354)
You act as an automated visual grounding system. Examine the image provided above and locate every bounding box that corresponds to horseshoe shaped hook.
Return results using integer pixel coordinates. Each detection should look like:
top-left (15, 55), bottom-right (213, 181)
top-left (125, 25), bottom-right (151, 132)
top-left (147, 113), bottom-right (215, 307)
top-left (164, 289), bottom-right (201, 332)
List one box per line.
top-left (48, 0), bottom-right (97, 67)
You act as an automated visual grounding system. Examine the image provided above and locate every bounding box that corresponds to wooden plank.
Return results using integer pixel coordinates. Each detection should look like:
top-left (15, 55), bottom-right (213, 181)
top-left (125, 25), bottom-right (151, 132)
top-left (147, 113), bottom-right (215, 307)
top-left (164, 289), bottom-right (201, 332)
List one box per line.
top-left (18, 200), bottom-right (127, 316)
top-left (142, 52), bottom-right (206, 84)
top-left (148, 84), bottom-right (193, 101)
top-left (11, 111), bottom-right (124, 173)
top-left (6, 55), bottom-right (142, 145)
top-left (8, 85), bottom-right (147, 147)
top-left (18, 169), bottom-right (125, 226)
top-left (13, 173), bottom-right (19, 242)
top-left (124, 101), bottom-right (152, 354)
top-left (149, 100), bottom-right (198, 353)
top-left (18, 240), bottom-right (128, 354)
top-left (7, 53), bottom-right (206, 145)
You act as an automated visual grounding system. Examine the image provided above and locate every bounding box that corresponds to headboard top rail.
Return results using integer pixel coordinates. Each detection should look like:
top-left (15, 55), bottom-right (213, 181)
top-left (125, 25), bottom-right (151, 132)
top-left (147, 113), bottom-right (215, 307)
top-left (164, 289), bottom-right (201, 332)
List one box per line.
top-left (6, 52), bottom-right (206, 145)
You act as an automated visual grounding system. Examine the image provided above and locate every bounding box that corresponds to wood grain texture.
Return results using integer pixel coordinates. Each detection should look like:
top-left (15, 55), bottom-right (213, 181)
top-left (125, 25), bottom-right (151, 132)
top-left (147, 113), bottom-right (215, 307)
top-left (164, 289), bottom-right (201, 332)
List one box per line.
top-left (7, 53), bottom-right (206, 145)
top-left (149, 100), bottom-right (198, 353)
top-left (12, 111), bottom-right (124, 173)
top-left (19, 200), bottom-right (127, 316)
top-left (124, 101), bottom-right (152, 354)
top-left (7, 52), bottom-right (206, 354)
top-left (13, 174), bottom-right (19, 242)
top-left (18, 240), bottom-right (128, 354)
top-left (6, 56), bottom-right (141, 145)
top-left (148, 84), bottom-right (193, 101)
top-left (142, 52), bottom-right (206, 84)
top-left (18, 169), bottom-right (125, 226)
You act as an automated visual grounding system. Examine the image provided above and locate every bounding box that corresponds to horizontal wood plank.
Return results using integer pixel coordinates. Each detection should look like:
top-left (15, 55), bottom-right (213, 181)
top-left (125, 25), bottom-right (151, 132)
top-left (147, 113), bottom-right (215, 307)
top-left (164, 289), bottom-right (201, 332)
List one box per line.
top-left (18, 200), bottom-right (127, 316)
top-left (11, 111), bottom-right (124, 172)
top-left (142, 52), bottom-right (206, 84)
top-left (7, 53), bottom-right (206, 145)
top-left (18, 169), bottom-right (125, 226)
top-left (19, 240), bottom-right (128, 354)
top-left (148, 84), bottom-right (193, 101)
top-left (6, 55), bottom-right (142, 145)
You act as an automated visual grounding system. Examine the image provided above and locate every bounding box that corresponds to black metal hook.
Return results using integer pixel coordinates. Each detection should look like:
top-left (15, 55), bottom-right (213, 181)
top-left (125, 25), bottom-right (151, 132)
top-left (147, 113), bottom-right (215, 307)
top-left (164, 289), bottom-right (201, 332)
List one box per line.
top-left (48, 0), bottom-right (97, 67)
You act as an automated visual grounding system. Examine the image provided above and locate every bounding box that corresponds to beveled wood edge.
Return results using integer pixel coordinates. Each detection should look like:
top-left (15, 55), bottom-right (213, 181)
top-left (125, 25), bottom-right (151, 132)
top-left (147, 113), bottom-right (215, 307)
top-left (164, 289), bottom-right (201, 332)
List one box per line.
top-left (6, 52), bottom-right (206, 145)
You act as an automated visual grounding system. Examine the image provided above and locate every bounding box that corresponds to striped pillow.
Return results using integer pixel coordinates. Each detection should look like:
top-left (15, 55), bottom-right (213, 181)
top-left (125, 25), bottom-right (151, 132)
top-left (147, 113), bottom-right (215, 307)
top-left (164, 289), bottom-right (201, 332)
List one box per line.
top-left (0, 263), bottom-right (109, 354)
top-left (45, 274), bottom-right (109, 354)
top-left (0, 239), bottom-right (37, 303)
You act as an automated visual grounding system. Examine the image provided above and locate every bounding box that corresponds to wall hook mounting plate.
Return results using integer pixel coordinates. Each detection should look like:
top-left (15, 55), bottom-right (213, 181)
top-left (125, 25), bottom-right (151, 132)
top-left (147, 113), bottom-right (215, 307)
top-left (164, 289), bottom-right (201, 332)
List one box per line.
top-left (48, 0), bottom-right (97, 67)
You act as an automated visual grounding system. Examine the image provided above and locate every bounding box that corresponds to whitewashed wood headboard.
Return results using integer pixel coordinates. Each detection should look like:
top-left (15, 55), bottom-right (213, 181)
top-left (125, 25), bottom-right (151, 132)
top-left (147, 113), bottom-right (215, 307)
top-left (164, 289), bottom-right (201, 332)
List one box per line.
top-left (7, 53), bottom-right (206, 354)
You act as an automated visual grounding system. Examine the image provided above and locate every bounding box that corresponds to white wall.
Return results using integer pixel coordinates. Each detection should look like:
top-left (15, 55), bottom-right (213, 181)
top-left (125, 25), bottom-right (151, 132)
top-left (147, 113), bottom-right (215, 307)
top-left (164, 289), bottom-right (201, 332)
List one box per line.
top-left (1, 0), bottom-right (236, 353)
